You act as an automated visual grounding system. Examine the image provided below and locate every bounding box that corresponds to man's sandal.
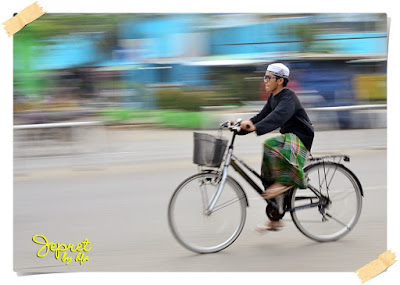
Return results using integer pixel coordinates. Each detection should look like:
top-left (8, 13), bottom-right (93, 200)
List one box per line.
top-left (254, 221), bottom-right (285, 233)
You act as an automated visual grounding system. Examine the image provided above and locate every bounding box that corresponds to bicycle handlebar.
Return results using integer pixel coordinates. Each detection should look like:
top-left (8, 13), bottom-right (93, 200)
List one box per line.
top-left (219, 119), bottom-right (242, 132)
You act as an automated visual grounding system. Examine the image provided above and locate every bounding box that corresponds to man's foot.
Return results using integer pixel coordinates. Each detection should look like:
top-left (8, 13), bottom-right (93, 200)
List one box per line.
top-left (262, 183), bottom-right (293, 200)
top-left (267, 220), bottom-right (284, 229)
top-left (254, 220), bottom-right (285, 233)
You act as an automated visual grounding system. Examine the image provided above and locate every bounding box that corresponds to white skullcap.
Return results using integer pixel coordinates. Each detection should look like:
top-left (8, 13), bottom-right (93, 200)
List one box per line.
top-left (266, 63), bottom-right (290, 78)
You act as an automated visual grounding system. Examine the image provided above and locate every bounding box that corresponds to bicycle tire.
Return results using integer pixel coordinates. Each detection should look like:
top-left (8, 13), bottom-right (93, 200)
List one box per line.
top-left (168, 172), bottom-right (248, 253)
top-left (290, 162), bottom-right (363, 242)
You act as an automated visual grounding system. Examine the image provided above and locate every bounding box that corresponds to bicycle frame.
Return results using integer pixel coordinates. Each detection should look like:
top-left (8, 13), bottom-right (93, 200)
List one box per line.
top-left (169, 124), bottom-right (364, 252)
top-left (205, 129), bottom-right (328, 214)
top-left (205, 133), bottom-right (236, 214)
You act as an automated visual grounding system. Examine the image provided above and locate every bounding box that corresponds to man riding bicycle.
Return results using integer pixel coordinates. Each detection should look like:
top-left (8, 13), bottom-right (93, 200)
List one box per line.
top-left (237, 63), bottom-right (314, 232)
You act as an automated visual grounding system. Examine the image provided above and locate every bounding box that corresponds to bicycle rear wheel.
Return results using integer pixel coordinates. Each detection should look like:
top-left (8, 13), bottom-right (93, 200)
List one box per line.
top-left (290, 162), bottom-right (362, 242)
top-left (168, 172), bottom-right (247, 253)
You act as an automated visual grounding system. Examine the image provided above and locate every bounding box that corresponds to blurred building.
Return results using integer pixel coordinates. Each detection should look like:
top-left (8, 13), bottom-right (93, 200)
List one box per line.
top-left (13, 13), bottom-right (388, 128)
top-left (115, 13), bottom-right (387, 99)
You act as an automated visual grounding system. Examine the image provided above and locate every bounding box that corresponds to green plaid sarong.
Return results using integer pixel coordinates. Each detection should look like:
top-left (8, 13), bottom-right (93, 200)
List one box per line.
top-left (261, 133), bottom-right (309, 189)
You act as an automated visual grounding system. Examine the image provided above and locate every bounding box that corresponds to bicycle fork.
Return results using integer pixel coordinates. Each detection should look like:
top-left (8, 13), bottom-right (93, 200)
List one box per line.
top-left (204, 148), bottom-right (233, 215)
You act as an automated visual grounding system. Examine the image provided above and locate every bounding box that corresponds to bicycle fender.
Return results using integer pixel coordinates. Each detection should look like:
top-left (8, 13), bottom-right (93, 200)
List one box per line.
top-left (339, 163), bottom-right (364, 197)
top-left (304, 162), bottom-right (364, 197)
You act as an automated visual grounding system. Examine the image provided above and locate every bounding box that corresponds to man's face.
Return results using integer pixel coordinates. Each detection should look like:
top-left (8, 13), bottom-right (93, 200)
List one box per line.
top-left (264, 72), bottom-right (279, 93)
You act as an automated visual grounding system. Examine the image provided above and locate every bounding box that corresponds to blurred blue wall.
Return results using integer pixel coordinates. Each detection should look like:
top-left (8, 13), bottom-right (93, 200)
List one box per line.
top-left (30, 14), bottom-right (387, 73)
top-left (31, 34), bottom-right (105, 71)
top-left (119, 15), bottom-right (194, 58)
top-left (117, 14), bottom-right (386, 87)
top-left (210, 17), bottom-right (310, 55)
top-left (27, 14), bottom-right (387, 103)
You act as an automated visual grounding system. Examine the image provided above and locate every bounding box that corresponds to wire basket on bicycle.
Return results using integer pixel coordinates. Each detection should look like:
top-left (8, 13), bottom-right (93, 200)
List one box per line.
top-left (193, 132), bottom-right (228, 168)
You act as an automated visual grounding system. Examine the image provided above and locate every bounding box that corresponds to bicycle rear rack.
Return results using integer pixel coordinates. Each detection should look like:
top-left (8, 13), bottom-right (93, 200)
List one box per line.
top-left (308, 154), bottom-right (350, 163)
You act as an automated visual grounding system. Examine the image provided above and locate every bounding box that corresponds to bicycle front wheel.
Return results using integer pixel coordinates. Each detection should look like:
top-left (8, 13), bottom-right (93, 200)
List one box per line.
top-left (168, 172), bottom-right (247, 253)
top-left (290, 162), bottom-right (363, 242)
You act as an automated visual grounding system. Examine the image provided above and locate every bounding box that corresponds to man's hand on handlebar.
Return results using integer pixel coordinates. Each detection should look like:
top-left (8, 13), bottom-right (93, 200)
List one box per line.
top-left (240, 120), bottom-right (256, 132)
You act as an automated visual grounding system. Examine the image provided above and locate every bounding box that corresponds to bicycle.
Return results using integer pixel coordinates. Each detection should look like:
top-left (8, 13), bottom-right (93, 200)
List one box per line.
top-left (168, 119), bottom-right (364, 254)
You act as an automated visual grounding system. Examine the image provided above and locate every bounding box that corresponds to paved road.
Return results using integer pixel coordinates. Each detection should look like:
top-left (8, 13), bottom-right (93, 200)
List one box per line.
top-left (14, 127), bottom-right (386, 171)
top-left (14, 128), bottom-right (387, 272)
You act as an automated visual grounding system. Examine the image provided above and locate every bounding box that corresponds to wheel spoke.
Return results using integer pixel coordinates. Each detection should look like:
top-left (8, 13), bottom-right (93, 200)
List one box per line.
top-left (325, 213), bottom-right (351, 230)
top-left (329, 189), bottom-right (355, 201)
top-left (211, 196), bottom-right (246, 213)
top-left (200, 182), bottom-right (209, 212)
top-left (291, 162), bottom-right (362, 242)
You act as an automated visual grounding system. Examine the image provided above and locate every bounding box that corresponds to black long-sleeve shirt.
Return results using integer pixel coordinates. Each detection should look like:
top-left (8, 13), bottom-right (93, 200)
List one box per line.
top-left (249, 88), bottom-right (314, 151)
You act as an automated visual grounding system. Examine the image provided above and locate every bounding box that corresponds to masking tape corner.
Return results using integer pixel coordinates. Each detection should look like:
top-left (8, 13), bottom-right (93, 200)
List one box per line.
top-left (355, 250), bottom-right (397, 283)
top-left (3, 1), bottom-right (46, 37)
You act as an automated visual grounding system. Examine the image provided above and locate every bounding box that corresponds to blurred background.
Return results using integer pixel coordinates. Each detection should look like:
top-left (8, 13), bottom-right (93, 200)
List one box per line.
top-left (13, 13), bottom-right (387, 165)
top-left (13, 13), bottom-right (388, 272)
top-left (14, 13), bottom-right (387, 127)
top-left (13, 13), bottom-right (387, 160)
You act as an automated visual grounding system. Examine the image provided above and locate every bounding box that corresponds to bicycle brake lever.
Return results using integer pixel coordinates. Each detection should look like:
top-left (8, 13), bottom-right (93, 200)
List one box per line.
top-left (219, 121), bottom-right (229, 130)
top-left (232, 125), bottom-right (241, 132)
